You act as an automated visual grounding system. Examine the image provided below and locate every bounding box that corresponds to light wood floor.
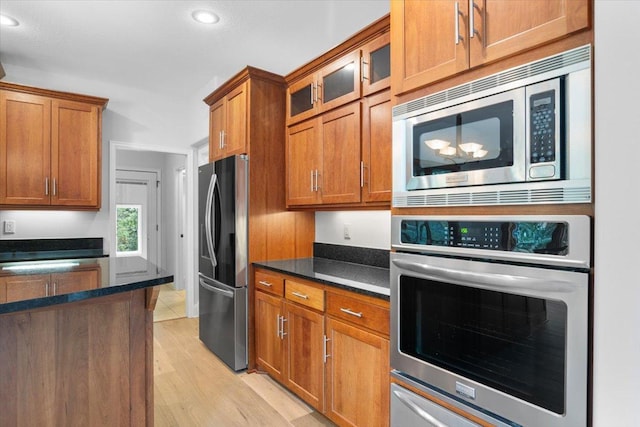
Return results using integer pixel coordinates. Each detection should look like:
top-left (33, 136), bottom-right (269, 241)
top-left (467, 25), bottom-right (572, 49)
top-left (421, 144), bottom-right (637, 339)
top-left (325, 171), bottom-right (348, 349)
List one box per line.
top-left (154, 317), bottom-right (336, 426)
top-left (154, 283), bottom-right (186, 322)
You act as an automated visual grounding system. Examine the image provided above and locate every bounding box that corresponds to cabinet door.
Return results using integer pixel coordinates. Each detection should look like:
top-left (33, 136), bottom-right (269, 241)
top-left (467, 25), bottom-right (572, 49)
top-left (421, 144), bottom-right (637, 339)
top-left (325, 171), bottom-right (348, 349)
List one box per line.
top-left (0, 90), bottom-right (51, 206)
top-left (362, 90), bottom-right (391, 203)
top-left (320, 102), bottom-right (361, 205)
top-left (391, 0), bottom-right (469, 95)
top-left (362, 32), bottom-right (391, 97)
top-left (325, 317), bottom-right (390, 427)
top-left (286, 118), bottom-right (321, 206)
top-left (209, 99), bottom-right (225, 161)
top-left (470, 0), bottom-right (590, 67)
top-left (52, 268), bottom-right (100, 296)
top-left (224, 82), bottom-right (248, 156)
top-left (51, 99), bottom-right (100, 208)
top-left (5, 274), bottom-right (49, 302)
top-left (287, 74), bottom-right (318, 125)
top-left (284, 301), bottom-right (325, 412)
top-left (255, 291), bottom-right (285, 380)
top-left (319, 50), bottom-right (361, 114)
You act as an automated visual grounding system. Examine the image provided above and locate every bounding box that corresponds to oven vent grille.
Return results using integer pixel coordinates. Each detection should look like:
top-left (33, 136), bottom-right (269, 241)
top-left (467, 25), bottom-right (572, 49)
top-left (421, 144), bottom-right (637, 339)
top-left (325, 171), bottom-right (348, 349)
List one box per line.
top-left (393, 45), bottom-right (591, 118)
top-left (394, 185), bottom-right (591, 207)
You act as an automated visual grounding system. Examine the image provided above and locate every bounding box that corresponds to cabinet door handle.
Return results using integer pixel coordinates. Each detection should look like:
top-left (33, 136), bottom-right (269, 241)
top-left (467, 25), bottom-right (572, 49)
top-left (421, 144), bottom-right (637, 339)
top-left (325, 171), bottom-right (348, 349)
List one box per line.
top-left (52, 178), bottom-right (57, 196)
top-left (323, 335), bottom-right (331, 363)
top-left (454, 2), bottom-right (463, 45)
top-left (361, 57), bottom-right (368, 82)
top-left (360, 161), bottom-right (365, 188)
top-left (52, 282), bottom-right (57, 295)
top-left (259, 280), bottom-right (272, 287)
top-left (291, 291), bottom-right (309, 300)
top-left (45, 282), bottom-right (50, 297)
top-left (45, 177), bottom-right (49, 196)
top-left (281, 316), bottom-right (287, 338)
top-left (340, 308), bottom-right (363, 318)
top-left (469, 0), bottom-right (476, 39)
top-left (315, 170), bottom-right (320, 192)
top-left (277, 315), bottom-right (281, 339)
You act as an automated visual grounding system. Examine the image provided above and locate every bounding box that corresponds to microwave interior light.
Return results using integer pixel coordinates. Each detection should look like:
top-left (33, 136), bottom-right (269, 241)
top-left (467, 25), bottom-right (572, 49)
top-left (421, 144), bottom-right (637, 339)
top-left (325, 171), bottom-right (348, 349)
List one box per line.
top-left (424, 139), bottom-right (451, 150)
top-left (459, 142), bottom-right (484, 153)
top-left (2, 261), bottom-right (80, 272)
top-left (439, 146), bottom-right (458, 156)
top-left (473, 149), bottom-right (489, 158)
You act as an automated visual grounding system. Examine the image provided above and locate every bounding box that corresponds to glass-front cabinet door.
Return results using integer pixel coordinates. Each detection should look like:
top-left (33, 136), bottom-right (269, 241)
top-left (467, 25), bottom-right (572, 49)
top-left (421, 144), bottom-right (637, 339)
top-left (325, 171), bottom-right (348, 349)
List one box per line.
top-left (362, 32), bottom-right (391, 96)
top-left (287, 73), bottom-right (319, 125)
top-left (318, 50), bottom-right (361, 114)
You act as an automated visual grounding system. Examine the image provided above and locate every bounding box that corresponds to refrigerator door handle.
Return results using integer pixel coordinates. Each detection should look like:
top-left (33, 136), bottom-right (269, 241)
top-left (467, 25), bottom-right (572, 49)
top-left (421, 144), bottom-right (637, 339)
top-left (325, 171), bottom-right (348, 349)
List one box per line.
top-left (199, 276), bottom-right (235, 298)
top-left (204, 173), bottom-right (218, 268)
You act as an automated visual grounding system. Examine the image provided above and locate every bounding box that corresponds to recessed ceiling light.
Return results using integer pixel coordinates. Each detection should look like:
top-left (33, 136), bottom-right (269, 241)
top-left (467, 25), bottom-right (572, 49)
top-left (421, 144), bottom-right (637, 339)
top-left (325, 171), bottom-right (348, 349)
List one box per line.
top-left (0, 14), bottom-right (20, 27)
top-left (192, 10), bottom-right (219, 25)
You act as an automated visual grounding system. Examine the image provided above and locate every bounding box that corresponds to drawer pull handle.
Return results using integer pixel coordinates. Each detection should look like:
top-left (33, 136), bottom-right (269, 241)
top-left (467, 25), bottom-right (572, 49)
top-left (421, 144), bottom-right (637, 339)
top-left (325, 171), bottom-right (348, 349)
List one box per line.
top-left (340, 308), bottom-right (363, 318)
top-left (291, 291), bottom-right (309, 300)
top-left (259, 280), bottom-right (272, 287)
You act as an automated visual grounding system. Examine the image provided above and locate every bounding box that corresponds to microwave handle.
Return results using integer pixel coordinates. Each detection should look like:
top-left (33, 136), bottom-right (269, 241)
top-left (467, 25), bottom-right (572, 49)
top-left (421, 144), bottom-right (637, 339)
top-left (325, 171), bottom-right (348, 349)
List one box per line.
top-left (392, 388), bottom-right (450, 427)
top-left (392, 258), bottom-right (573, 294)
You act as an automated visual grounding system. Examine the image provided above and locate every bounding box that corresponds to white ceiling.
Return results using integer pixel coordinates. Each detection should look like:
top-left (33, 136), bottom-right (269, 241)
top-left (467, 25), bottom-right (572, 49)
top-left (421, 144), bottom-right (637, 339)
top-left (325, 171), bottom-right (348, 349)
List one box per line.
top-left (0, 0), bottom-right (390, 98)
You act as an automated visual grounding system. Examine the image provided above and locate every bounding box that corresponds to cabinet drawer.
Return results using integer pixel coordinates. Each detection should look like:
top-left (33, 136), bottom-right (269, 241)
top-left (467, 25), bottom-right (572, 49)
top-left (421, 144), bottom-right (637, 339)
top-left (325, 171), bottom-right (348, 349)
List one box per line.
top-left (326, 292), bottom-right (389, 336)
top-left (285, 280), bottom-right (324, 312)
top-left (255, 270), bottom-right (284, 297)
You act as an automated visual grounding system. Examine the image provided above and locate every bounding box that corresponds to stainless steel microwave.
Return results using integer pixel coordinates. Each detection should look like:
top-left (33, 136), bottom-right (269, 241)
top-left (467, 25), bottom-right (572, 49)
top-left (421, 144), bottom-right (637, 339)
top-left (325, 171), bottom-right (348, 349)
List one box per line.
top-left (392, 45), bottom-right (592, 207)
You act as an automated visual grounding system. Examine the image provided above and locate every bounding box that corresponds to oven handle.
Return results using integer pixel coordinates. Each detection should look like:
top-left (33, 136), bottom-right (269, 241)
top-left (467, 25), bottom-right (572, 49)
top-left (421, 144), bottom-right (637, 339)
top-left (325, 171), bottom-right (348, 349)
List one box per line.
top-left (392, 388), bottom-right (450, 427)
top-left (392, 258), bottom-right (575, 294)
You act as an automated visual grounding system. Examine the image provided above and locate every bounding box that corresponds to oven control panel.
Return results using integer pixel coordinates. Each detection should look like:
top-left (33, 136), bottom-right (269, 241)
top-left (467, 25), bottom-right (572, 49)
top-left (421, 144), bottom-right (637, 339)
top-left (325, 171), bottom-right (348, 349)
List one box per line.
top-left (399, 219), bottom-right (568, 255)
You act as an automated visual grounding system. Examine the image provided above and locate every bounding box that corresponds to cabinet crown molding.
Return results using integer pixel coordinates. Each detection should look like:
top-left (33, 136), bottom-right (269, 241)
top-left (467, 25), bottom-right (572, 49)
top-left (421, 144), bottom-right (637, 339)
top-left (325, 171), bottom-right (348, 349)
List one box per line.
top-left (203, 66), bottom-right (285, 106)
top-left (0, 81), bottom-right (108, 108)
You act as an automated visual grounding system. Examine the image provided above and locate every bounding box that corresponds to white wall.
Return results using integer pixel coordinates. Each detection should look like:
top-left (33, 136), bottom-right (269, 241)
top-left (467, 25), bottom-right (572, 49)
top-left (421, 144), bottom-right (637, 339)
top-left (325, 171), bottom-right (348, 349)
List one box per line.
top-left (315, 210), bottom-right (390, 250)
top-left (592, 2), bottom-right (640, 425)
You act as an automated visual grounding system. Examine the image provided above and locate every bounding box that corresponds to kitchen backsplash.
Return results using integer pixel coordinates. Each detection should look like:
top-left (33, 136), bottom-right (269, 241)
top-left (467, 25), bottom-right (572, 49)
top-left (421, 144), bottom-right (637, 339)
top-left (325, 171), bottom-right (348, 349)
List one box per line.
top-left (314, 242), bottom-right (389, 269)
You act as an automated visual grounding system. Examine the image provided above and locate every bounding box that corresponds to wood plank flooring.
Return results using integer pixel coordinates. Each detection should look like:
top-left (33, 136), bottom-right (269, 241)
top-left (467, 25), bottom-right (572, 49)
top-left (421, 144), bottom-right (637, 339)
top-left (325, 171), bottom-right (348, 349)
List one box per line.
top-left (154, 317), bottom-right (336, 426)
top-left (154, 284), bottom-right (186, 322)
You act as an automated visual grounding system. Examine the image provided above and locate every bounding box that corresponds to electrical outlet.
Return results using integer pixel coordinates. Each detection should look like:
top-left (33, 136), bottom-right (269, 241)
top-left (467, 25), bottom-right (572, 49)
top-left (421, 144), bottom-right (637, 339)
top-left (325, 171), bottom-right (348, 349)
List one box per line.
top-left (343, 223), bottom-right (351, 240)
top-left (4, 220), bottom-right (16, 234)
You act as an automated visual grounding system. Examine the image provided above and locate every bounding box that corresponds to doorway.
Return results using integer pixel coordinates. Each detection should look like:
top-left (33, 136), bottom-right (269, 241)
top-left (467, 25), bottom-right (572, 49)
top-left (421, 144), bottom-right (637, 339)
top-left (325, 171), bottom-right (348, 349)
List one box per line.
top-left (110, 142), bottom-right (196, 319)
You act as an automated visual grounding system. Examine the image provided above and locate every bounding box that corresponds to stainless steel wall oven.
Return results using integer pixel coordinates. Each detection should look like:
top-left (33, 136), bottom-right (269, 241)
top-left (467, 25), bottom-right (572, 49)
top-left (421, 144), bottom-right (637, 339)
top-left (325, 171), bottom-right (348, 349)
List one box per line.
top-left (390, 215), bottom-right (590, 427)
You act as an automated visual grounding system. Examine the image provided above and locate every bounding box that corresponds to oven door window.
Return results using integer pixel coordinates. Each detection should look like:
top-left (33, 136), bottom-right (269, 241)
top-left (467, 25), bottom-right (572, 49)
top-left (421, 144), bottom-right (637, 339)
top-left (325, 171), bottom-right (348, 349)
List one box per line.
top-left (399, 275), bottom-right (567, 414)
top-left (412, 101), bottom-right (514, 177)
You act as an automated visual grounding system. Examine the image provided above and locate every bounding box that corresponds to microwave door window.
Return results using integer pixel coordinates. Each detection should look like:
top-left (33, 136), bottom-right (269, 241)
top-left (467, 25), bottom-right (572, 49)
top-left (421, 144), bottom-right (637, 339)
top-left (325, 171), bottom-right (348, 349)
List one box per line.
top-left (413, 101), bottom-right (514, 179)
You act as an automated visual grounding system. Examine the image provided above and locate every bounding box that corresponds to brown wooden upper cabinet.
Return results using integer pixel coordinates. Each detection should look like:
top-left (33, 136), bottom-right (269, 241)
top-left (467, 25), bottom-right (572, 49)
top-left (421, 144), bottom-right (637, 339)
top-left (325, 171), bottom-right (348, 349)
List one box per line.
top-left (286, 29), bottom-right (390, 126)
top-left (207, 81), bottom-right (247, 161)
top-left (391, 0), bottom-right (590, 95)
top-left (0, 82), bottom-right (108, 209)
top-left (285, 16), bottom-right (391, 208)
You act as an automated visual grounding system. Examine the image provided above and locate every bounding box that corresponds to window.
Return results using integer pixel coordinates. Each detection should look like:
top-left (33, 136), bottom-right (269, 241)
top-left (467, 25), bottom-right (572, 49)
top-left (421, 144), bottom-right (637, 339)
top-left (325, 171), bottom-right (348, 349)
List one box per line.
top-left (116, 204), bottom-right (142, 257)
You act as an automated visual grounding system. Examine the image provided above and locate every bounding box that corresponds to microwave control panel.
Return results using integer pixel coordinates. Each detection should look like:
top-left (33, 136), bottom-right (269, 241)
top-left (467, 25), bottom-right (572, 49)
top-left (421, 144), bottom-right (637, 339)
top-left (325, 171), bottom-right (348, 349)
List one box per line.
top-left (530, 89), bottom-right (557, 163)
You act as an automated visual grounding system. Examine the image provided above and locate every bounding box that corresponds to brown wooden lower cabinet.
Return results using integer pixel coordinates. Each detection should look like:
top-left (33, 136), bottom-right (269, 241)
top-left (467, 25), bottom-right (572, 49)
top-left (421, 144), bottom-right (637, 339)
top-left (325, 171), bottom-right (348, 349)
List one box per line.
top-left (0, 288), bottom-right (155, 427)
top-left (254, 268), bottom-right (390, 427)
top-left (2, 267), bottom-right (100, 302)
top-left (325, 317), bottom-right (390, 427)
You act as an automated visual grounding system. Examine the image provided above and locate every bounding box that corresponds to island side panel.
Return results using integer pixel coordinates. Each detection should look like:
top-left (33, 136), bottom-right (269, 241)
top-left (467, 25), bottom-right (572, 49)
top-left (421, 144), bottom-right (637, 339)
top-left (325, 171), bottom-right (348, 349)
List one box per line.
top-left (0, 289), bottom-right (154, 426)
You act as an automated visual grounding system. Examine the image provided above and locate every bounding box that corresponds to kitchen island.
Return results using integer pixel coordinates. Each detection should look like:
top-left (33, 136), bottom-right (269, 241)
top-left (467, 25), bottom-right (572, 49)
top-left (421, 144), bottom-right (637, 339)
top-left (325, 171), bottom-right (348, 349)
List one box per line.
top-left (0, 255), bottom-right (173, 427)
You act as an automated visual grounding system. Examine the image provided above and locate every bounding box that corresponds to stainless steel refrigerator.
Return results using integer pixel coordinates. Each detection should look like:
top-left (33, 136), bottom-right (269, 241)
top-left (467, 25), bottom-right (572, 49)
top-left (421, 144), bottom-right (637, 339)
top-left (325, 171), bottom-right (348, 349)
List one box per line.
top-left (198, 155), bottom-right (248, 371)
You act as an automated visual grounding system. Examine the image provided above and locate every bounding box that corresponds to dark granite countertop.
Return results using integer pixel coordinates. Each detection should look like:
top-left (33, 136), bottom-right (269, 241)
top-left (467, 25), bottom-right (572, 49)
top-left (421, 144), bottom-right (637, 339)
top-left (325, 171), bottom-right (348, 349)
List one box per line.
top-left (253, 257), bottom-right (390, 300)
top-left (0, 256), bottom-right (173, 315)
